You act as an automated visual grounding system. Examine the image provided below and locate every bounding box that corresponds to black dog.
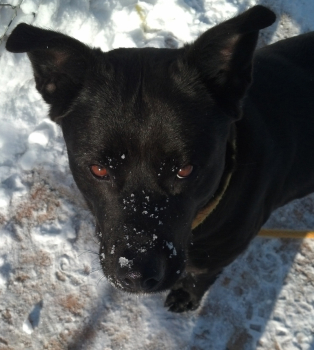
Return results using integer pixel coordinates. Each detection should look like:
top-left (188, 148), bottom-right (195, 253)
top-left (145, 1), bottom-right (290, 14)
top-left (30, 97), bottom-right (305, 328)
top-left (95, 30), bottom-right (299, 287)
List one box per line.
top-left (6, 5), bottom-right (314, 312)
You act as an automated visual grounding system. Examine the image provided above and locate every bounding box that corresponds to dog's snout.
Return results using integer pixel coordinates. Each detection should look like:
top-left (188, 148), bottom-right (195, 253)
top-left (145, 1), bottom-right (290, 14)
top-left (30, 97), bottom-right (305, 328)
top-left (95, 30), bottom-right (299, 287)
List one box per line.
top-left (117, 258), bottom-right (164, 292)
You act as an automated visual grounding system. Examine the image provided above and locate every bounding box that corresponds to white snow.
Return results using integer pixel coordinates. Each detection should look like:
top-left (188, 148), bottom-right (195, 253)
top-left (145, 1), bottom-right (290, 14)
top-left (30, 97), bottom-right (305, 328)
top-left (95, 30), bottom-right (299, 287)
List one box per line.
top-left (165, 241), bottom-right (174, 250)
top-left (1, 0), bottom-right (314, 349)
top-left (119, 256), bottom-right (133, 268)
top-left (22, 318), bottom-right (34, 335)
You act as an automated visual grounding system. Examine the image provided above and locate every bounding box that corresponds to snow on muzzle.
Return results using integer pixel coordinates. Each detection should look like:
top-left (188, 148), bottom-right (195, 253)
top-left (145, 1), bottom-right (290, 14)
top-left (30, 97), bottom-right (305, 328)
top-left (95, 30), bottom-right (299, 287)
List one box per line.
top-left (97, 193), bottom-right (189, 292)
top-left (100, 238), bottom-right (186, 293)
top-left (115, 243), bottom-right (185, 293)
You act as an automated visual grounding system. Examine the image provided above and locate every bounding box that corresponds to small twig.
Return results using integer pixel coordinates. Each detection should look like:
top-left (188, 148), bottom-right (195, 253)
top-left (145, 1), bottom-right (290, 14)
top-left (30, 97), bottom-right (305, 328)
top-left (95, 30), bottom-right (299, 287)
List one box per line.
top-left (0, 0), bottom-right (24, 45)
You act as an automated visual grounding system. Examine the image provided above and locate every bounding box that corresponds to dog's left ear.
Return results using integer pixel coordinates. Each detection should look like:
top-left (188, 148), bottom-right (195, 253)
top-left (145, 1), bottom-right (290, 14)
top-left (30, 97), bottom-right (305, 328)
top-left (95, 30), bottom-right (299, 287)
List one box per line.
top-left (6, 23), bottom-right (94, 122)
top-left (184, 5), bottom-right (276, 118)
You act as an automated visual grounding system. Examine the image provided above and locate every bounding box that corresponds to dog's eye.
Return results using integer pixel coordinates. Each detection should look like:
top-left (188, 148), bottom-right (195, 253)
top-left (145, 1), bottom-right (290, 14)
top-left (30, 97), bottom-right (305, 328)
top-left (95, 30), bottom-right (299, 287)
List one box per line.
top-left (177, 165), bottom-right (193, 179)
top-left (90, 165), bottom-right (109, 179)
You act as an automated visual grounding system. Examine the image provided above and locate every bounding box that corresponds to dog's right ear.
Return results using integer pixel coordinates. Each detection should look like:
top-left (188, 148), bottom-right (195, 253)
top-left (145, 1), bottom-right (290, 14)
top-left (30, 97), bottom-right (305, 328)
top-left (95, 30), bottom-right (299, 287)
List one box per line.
top-left (6, 23), bottom-right (93, 122)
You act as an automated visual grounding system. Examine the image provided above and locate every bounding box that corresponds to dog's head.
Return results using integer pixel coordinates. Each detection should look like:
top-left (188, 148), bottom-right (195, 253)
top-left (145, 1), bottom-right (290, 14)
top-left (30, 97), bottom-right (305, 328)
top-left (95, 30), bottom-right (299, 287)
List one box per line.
top-left (6, 6), bottom-right (275, 293)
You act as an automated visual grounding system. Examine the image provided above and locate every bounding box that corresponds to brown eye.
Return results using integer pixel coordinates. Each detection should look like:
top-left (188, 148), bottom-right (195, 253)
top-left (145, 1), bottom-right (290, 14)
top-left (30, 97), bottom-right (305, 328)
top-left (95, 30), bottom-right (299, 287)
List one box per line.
top-left (177, 165), bottom-right (193, 179)
top-left (90, 165), bottom-right (109, 179)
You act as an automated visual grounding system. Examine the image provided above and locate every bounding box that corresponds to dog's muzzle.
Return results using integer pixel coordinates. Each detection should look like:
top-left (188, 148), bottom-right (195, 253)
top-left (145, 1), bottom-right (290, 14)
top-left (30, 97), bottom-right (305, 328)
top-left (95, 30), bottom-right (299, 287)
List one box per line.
top-left (110, 247), bottom-right (185, 293)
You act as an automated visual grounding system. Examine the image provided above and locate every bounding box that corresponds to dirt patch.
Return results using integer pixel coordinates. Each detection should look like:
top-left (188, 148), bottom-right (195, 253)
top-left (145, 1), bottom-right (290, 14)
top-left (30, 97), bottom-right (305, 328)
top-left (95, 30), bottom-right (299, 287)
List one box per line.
top-left (59, 295), bottom-right (84, 316)
top-left (14, 182), bottom-right (60, 226)
top-left (20, 250), bottom-right (52, 267)
top-left (0, 213), bottom-right (6, 226)
top-left (43, 338), bottom-right (66, 350)
top-left (227, 329), bottom-right (254, 350)
top-left (1, 309), bottom-right (13, 325)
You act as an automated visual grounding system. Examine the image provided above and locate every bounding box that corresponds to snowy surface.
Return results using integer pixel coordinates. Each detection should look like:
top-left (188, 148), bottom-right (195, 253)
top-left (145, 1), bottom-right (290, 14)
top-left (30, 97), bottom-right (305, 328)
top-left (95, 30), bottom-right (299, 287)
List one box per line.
top-left (1, 0), bottom-right (314, 349)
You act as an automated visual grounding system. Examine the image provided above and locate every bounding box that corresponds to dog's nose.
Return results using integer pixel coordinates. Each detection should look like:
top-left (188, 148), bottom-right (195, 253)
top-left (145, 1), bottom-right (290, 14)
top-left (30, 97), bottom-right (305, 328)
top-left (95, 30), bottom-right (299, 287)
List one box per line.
top-left (118, 260), bottom-right (164, 292)
top-left (122, 271), bottom-right (162, 291)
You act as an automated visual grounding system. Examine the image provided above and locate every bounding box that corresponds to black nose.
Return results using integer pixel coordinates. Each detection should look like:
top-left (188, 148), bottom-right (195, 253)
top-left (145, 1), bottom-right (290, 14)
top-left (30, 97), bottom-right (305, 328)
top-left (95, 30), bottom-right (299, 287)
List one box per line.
top-left (117, 258), bottom-right (164, 292)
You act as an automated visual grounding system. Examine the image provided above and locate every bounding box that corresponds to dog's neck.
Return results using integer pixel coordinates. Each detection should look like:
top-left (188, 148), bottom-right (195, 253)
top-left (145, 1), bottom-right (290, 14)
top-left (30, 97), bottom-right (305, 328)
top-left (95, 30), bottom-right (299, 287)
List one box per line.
top-left (192, 125), bottom-right (237, 230)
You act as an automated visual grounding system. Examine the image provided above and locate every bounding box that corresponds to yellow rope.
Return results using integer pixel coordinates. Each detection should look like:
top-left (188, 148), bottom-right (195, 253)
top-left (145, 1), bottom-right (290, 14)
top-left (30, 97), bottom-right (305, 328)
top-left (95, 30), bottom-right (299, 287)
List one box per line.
top-left (258, 229), bottom-right (314, 239)
top-left (135, 4), bottom-right (148, 32)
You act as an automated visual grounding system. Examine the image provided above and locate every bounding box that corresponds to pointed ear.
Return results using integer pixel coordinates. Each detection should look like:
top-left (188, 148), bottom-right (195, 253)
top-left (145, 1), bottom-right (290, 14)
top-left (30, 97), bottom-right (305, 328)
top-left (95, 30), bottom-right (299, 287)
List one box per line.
top-left (6, 23), bottom-right (94, 122)
top-left (184, 5), bottom-right (276, 118)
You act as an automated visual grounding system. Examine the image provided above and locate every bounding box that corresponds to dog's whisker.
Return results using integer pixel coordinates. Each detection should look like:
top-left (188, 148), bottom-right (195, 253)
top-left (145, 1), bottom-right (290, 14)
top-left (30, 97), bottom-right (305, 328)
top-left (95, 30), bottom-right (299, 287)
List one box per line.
top-left (91, 257), bottom-right (101, 265)
top-left (88, 234), bottom-right (100, 246)
top-left (77, 249), bottom-right (99, 257)
top-left (89, 268), bottom-right (102, 275)
top-left (96, 276), bottom-right (107, 286)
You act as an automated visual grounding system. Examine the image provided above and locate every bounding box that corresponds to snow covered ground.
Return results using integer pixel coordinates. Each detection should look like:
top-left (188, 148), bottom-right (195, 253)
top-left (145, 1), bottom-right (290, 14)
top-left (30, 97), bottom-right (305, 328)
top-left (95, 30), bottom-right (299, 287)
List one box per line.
top-left (1, 0), bottom-right (314, 349)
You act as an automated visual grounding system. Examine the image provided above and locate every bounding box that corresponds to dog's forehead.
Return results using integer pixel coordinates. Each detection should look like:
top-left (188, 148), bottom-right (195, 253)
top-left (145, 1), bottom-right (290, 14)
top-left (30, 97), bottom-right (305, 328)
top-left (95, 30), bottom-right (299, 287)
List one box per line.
top-left (65, 98), bottom-right (190, 165)
top-left (84, 46), bottom-right (210, 114)
top-left (62, 47), bottom-right (222, 167)
top-left (64, 49), bottom-right (203, 156)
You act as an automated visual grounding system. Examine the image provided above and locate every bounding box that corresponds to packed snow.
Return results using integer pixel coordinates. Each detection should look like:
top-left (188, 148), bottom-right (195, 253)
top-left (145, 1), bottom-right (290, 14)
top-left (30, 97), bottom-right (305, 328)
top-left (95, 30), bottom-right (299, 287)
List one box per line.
top-left (1, 0), bottom-right (314, 349)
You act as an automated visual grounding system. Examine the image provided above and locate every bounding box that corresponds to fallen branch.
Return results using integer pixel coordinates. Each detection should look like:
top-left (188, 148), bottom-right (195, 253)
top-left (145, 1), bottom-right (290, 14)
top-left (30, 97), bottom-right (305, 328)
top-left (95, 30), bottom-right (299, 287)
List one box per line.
top-left (0, 0), bottom-right (24, 45)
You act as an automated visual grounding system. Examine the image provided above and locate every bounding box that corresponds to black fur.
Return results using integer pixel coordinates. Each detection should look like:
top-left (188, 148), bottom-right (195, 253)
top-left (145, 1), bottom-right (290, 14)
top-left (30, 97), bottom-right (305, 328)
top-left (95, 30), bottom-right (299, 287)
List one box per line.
top-left (6, 6), bottom-right (314, 312)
